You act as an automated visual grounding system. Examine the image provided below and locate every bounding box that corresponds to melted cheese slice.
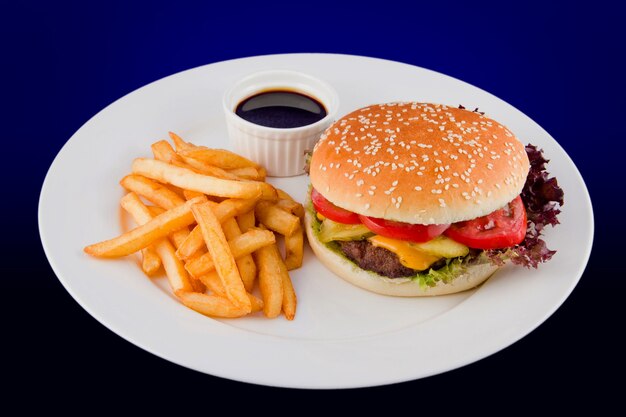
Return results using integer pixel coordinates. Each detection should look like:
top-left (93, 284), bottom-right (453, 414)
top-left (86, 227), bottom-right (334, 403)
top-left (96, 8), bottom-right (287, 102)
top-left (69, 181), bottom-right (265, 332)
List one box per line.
top-left (368, 235), bottom-right (441, 271)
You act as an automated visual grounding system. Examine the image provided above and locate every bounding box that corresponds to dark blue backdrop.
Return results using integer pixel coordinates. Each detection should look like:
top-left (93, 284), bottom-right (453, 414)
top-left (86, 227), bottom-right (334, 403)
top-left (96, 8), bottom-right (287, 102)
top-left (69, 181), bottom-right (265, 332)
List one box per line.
top-left (5, 0), bottom-right (622, 410)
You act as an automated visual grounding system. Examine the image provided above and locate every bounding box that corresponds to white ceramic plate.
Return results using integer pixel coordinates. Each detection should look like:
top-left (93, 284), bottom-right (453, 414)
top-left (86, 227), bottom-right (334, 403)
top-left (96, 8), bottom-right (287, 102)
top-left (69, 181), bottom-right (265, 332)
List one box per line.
top-left (39, 53), bottom-right (593, 389)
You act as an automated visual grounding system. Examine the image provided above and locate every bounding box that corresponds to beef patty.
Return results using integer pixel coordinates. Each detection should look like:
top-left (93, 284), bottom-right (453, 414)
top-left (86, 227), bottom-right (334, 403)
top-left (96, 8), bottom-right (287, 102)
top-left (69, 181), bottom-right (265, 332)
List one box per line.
top-left (339, 240), bottom-right (417, 278)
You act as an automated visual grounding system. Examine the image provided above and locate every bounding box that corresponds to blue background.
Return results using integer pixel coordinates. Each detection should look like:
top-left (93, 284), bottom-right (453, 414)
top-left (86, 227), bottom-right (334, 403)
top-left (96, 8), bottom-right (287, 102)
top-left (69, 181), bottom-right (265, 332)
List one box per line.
top-left (5, 0), bottom-right (622, 409)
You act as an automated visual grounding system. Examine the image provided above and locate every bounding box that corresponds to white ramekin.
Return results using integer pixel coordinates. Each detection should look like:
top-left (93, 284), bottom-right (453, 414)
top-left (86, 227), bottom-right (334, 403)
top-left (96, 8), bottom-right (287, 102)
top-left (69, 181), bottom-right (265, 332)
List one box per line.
top-left (223, 70), bottom-right (339, 177)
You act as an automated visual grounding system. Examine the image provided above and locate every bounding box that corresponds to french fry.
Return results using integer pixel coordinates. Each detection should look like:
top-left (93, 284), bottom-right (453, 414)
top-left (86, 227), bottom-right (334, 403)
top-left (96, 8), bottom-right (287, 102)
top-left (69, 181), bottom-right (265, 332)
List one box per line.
top-left (188, 274), bottom-right (207, 293)
top-left (247, 293), bottom-right (264, 313)
top-left (281, 265), bottom-right (297, 320)
top-left (120, 193), bottom-right (193, 293)
top-left (120, 174), bottom-right (185, 209)
top-left (275, 198), bottom-right (299, 212)
top-left (168, 158), bottom-right (241, 189)
top-left (169, 159), bottom-right (205, 174)
top-left (84, 196), bottom-right (206, 258)
top-left (184, 229), bottom-right (275, 277)
top-left (235, 253), bottom-right (257, 292)
top-left (276, 188), bottom-right (296, 201)
top-left (162, 183), bottom-right (187, 199)
top-left (214, 197), bottom-right (261, 218)
top-left (175, 198), bottom-right (258, 261)
top-left (221, 218), bottom-right (245, 242)
top-left (236, 210), bottom-right (255, 232)
top-left (139, 182), bottom-right (199, 292)
top-left (177, 291), bottom-right (263, 318)
top-left (253, 242), bottom-right (285, 319)
top-left (169, 131), bottom-right (195, 151)
top-left (275, 198), bottom-right (305, 221)
top-left (132, 158), bottom-right (263, 199)
top-left (177, 147), bottom-right (259, 170)
top-left (227, 166), bottom-right (263, 180)
top-left (257, 166), bottom-right (267, 181)
top-left (191, 202), bottom-right (251, 312)
top-left (255, 201), bottom-right (300, 236)
top-left (197, 271), bottom-right (226, 297)
top-left (222, 218), bottom-right (257, 292)
top-left (256, 181), bottom-right (279, 201)
top-left (275, 188), bottom-right (304, 219)
top-left (163, 224), bottom-right (205, 292)
top-left (156, 240), bottom-right (195, 294)
top-left (141, 245), bottom-right (161, 276)
top-left (152, 140), bottom-right (183, 164)
top-left (147, 206), bottom-right (165, 216)
top-left (183, 189), bottom-right (205, 201)
top-left (145, 207), bottom-right (194, 258)
top-left (179, 155), bottom-right (241, 180)
top-left (169, 227), bottom-right (190, 249)
top-left (284, 224), bottom-right (304, 270)
top-left (176, 226), bottom-right (205, 261)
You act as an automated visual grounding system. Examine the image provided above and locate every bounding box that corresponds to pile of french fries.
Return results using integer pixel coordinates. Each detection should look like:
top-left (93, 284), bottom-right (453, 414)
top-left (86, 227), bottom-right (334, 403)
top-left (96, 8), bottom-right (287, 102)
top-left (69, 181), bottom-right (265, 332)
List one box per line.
top-left (84, 132), bottom-right (303, 320)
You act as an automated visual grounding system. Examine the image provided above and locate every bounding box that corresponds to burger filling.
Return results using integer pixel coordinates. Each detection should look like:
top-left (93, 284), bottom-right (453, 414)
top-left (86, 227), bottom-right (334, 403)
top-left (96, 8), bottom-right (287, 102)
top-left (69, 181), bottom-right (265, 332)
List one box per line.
top-left (308, 145), bottom-right (564, 286)
top-left (339, 240), bottom-right (426, 278)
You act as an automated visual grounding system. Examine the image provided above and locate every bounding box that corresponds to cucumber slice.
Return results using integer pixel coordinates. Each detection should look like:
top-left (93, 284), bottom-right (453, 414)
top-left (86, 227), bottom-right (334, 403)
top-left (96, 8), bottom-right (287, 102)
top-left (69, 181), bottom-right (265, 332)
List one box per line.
top-left (319, 218), bottom-right (373, 243)
top-left (409, 236), bottom-right (469, 258)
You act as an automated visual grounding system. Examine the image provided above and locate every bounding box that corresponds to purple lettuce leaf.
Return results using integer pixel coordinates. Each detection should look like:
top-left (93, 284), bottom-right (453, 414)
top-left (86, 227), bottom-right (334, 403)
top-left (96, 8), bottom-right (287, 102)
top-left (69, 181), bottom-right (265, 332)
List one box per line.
top-left (484, 144), bottom-right (563, 268)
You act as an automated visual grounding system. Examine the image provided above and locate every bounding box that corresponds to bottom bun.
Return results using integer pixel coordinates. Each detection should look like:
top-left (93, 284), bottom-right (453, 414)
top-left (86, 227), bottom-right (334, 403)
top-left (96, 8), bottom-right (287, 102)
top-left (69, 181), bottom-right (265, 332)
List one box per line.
top-left (305, 211), bottom-right (499, 297)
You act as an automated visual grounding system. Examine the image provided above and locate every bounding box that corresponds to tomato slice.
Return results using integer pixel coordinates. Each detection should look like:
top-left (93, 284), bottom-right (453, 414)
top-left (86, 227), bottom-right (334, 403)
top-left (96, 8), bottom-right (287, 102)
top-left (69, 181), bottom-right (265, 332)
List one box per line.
top-left (444, 196), bottom-right (527, 249)
top-left (311, 188), bottom-right (361, 224)
top-left (359, 215), bottom-right (450, 243)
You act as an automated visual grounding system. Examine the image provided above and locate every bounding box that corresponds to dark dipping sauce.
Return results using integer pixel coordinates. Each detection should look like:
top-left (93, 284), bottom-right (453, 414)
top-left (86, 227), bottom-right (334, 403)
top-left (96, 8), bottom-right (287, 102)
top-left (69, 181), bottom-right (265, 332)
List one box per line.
top-left (235, 90), bottom-right (327, 129)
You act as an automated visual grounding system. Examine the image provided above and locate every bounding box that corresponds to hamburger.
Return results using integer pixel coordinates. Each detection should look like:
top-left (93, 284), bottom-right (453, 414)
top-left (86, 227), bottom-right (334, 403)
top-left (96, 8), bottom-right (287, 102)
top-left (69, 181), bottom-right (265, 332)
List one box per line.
top-left (304, 102), bottom-right (563, 296)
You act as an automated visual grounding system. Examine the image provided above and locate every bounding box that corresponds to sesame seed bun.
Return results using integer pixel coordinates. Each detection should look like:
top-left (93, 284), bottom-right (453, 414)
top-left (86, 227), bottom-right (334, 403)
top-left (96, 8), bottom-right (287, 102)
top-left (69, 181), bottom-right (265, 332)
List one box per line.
top-left (309, 102), bottom-right (530, 225)
top-left (304, 210), bottom-right (499, 296)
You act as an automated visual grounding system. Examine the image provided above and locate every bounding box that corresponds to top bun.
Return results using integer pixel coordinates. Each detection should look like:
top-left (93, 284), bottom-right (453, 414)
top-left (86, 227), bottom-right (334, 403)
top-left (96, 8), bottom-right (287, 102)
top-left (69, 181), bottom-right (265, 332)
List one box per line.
top-left (309, 102), bottom-right (530, 225)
